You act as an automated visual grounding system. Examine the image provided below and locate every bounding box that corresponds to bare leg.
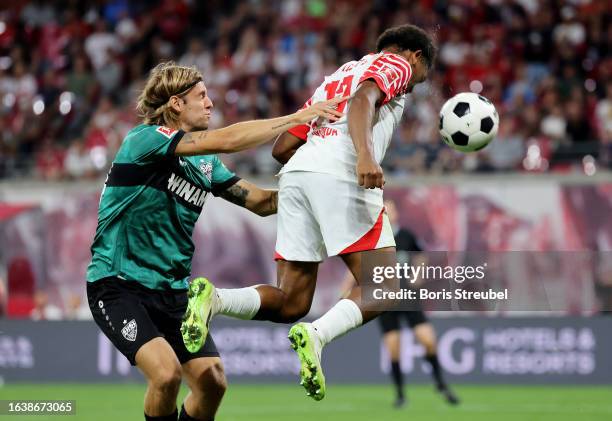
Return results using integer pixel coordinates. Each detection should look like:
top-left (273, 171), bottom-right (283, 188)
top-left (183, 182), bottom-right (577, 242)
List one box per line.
top-left (223, 247), bottom-right (397, 325)
top-left (287, 248), bottom-right (400, 400)
top-left (383, 330), bottom-right (401, 360)
top-left (182, 261), bottom-right (319, 356)
top-left (341, 247), bottom-right (399, 322)
top-left (181, 357), bottom-right (227, 420)
top-left (412, 322), bottom-right (437, 356)
top-left (135, 338), bottom-right (182, 418)
top-left (213, 260), bottom-right (319, 323)
top-left (251, 260), bottom-right (319, 322)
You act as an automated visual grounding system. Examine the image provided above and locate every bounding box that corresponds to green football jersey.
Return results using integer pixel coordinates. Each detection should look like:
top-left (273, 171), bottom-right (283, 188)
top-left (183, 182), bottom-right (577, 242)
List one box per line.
top-left (86, 124), bottom-right (239, 290)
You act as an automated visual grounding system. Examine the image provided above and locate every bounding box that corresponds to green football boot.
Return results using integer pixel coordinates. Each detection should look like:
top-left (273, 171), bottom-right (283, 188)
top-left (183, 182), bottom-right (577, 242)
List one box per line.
top-left (181, 277), bottom-right (216, 353)
top-left (288, 322), bottom-right (326, 401)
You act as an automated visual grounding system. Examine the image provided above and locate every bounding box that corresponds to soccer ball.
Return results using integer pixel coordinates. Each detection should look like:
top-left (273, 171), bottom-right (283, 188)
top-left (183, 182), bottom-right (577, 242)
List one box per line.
top-left (439, 92), bottom-right (499, 152)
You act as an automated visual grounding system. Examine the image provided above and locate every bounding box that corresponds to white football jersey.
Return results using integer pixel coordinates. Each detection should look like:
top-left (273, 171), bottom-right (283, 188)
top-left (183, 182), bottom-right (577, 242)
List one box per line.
top-left (279, 52), bottom-right (413, 181)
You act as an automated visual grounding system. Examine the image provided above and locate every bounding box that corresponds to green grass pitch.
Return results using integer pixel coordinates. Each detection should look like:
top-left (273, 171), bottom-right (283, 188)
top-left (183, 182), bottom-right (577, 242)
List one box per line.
top-left (1, 383), bottom-right (611, 420)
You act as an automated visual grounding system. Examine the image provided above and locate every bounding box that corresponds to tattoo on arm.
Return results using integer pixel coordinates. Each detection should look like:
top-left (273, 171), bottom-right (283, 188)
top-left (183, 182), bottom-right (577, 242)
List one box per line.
top-left (180, 133), bottom-right (196, 145)
top-left (180, 132), bottom-right (208, 146)
top-left (219, 183), bottom-right (250, 207)
top-left (270, 121), bottom-right (293, 131)
top-left (264, 190), bottom-right (278, 214)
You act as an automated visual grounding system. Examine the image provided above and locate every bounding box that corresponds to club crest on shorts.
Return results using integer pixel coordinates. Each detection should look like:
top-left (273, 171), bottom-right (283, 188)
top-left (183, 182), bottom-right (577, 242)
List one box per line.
top-left (121, 319), bottom-right (137, 342)
top-left (199, 160), bottom-right (212, 183)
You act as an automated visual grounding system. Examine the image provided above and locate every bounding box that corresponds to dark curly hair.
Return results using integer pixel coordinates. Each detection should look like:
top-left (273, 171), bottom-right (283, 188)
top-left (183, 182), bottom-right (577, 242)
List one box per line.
top-left (376, 24), bottom-right (436, 68)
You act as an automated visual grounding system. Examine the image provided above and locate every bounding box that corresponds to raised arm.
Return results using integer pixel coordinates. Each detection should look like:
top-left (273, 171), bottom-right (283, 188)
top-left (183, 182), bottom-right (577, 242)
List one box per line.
top-left (175, 97), bottom-right (345, 156)
top-left (218, 179), bottom-right (278, 217)
top-left (348, 80), bottom-right (385, 189)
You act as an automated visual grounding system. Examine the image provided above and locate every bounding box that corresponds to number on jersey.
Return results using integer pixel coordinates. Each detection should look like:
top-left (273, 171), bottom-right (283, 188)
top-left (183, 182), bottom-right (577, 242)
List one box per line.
top-left (323, 75), bottom-right (353, 113)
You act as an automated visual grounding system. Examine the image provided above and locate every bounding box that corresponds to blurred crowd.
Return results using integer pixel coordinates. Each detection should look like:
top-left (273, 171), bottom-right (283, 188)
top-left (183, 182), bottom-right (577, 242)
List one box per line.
top-left (0, 0), bottom-right (610, 180)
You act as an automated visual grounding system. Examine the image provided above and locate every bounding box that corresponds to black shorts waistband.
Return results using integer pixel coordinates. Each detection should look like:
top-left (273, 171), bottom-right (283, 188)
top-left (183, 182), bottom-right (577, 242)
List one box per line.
top-left (88, 277), bottom-right (188, 295)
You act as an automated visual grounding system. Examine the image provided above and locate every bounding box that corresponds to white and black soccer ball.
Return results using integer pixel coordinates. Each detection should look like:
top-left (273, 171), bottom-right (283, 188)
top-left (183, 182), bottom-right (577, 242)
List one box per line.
top-left (439, 92), bottom-right (499, 152)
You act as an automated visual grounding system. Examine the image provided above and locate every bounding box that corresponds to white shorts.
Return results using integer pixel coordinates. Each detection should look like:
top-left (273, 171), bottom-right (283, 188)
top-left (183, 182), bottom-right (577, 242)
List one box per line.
top-left (275, 171), bottom-right (395, 262)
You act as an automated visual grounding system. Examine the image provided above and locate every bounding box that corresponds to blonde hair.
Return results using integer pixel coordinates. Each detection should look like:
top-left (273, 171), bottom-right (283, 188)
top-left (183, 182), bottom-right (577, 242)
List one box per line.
top-left (136, 61), bottom-right (203, 127)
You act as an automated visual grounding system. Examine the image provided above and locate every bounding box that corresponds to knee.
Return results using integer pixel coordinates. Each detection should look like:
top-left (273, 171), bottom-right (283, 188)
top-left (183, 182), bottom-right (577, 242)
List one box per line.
top-left (151, 365), bottom-right (182, 394)
top-left (415, 326), bottom-right (437, 353)
top-left (208, 362), bottom-right (228, 398)
top-left (194, 361), bottom-right (227, 399)
top-left (422, 337), bottom-right (437, 354)
top-left (263, 289), bottom-right (311, 323)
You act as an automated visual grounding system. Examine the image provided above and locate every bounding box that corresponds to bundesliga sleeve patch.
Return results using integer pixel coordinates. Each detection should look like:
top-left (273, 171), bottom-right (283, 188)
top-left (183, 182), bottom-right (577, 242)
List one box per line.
top-left (156, 126), bottom-right (178, 138)
top-left (359, 53), bottom-right (412, 104)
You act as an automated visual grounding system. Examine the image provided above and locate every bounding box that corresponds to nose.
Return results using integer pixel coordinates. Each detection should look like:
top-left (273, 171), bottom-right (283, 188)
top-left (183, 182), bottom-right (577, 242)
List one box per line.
top-left (205, 96), bottom-right (213, 109)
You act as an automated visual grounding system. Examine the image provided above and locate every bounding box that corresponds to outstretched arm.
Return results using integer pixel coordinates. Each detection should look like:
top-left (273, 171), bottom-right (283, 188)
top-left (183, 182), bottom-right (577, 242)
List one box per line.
top-left (175, 97), bottom-right (346, 156)
top-left (348, 80), bottom-right (385, 189)
top-left (218, 179), bottom-right (278, 217)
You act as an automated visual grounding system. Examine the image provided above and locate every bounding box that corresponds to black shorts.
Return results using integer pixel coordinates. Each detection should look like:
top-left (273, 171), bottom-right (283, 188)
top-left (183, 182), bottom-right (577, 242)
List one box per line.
top-left (87, 277), bottom-right (219, 365)
top-left (378, 310), bottom-right (428, 333)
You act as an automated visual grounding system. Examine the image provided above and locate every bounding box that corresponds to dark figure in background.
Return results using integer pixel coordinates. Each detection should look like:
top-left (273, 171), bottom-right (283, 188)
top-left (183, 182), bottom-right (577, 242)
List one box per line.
top-left (343, 199), bottom-right (459, 408)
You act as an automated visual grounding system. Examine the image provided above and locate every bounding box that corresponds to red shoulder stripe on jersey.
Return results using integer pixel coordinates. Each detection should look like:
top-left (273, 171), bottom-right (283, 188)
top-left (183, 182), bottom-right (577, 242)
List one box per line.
top-left (378, 56), bottom-right (411, 95)
top-left (362, 71), bottom-right (391, 90)
top-left (376, 58), bottom-right (404, 95)
top-left (381, 54), bottom-right (412, 86)
top-left (358, 53), bottom-right (413, 103)
top-left (381, 54), bottom-right (411, 73)
top-left (359, 71), bottom-right (393, 102)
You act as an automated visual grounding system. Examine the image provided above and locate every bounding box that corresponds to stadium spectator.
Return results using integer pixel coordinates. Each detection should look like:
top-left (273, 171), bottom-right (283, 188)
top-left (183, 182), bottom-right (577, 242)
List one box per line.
top-left (179, 37), bottom-right (212, 77)
top-left (64, 138), bottom-right (95, 179)
top-left (35, 139), bottom-right (65, 181)
top-left (20, 0), bottom-right (55, 28)
top-left (595, 81), bottom-right (612, 143)
top-left (66, 55), bottom-right (97, 104)
top-left (8, 61), bottom-right (37, 105)
top-left (0, 0), bottom-right (609, 179)
top-left (30, 290), bottom-right (63, 320)
top-left (85, 19), bottom-right (120, 71)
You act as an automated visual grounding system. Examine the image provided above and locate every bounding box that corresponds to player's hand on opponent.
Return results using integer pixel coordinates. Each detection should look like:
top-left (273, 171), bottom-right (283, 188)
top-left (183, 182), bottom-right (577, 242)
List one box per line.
top-left (293, 96), bottom-right (348, 124)
top-left (357, 156), bottom-right (385, 189)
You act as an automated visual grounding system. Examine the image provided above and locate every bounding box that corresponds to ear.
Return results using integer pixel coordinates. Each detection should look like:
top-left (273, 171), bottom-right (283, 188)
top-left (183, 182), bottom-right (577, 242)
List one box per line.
top-left (168, 95), bottom-right (183, 113)
top-left (414, 50), bottom-right (423, 60)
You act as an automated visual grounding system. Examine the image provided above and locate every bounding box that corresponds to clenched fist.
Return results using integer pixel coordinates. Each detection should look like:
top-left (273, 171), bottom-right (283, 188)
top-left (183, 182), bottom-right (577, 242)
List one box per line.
top-left (357, 156), bottom-right (385, 189)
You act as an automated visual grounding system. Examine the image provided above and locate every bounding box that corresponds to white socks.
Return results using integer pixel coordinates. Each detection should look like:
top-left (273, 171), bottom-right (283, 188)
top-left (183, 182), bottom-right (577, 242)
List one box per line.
top-left (212, 289), bottom-right (364, 347)
top-left (215, 287), bottom-right (261, 320)
top-left (311, 299), bottom-right (363, 347)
